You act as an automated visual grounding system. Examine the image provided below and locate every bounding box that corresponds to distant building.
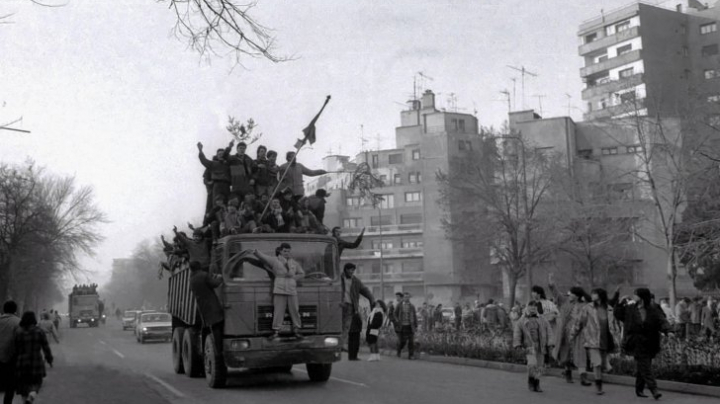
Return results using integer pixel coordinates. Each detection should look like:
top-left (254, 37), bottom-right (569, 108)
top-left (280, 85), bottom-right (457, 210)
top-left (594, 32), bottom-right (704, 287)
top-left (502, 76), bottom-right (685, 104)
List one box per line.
top-left (579, 0), bottom-right (720, 120)
top-left (306, 90), bottom-right (497, 306)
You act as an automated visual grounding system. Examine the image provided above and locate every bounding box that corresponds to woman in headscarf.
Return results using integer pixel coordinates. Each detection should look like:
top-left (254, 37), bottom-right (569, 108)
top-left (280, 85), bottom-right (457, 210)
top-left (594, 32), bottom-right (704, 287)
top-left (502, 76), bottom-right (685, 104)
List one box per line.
top-left (549, 280), bottom-right (590, 385)
top-left (14, 311), bottom-right (53, 403)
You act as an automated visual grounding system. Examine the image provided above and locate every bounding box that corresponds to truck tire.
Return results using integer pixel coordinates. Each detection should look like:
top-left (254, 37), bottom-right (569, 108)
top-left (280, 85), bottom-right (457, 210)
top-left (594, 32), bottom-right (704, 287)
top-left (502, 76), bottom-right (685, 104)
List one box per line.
top-left (306, 363), bottom-right (332, 382)
top-left (182, 328), bottom-right (204, 378)
top-left (204, 336), bottom-right (226, 388)
top-left (172, 327), bottom-right (185, 374)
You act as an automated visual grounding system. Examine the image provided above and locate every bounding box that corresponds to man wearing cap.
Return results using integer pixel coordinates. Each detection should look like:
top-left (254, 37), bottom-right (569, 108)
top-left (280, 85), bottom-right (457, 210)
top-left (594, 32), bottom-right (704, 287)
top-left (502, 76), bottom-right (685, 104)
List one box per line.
top-left (278, 151), bottom-right (327, 201)
top-left (198, 141), bottom-right (232, 210)
top-left (340, 263), bottom-right (374, 360)
top-left (301, 189), bottom-right (330, 224)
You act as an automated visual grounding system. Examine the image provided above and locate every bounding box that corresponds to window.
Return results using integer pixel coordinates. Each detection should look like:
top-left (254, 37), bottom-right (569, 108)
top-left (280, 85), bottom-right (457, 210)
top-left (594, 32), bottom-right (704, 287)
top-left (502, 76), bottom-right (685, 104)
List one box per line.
top-left (577, 149), bottom-right (593, 159)
top-left (382, 263), bottom-right (394, 273)
top-left (412, 149), bottom-right (421, 160)
top-left (370, 215), bottom-right (392, 226)
top-left (459, 140), bottom-right (466, 151)
top-left (458, 119), bottom-right (466, 133)
top-left (616, 44), bottom-right (632, 56)
top-left (619, 67), bottom-right (634, 78)
top-left (616, 20), bottom-right (631, 33)
top-left (705, 69), bottom-right (718, 80)
top-left (626, 145), bottom-right (641, 153)
top-left (393, 173), bottom-right (402, 184)
top-left (619, 91), bottom-right (636, 104)
top-left (702, 44), bottom-right (719, 57)
top-left (408, 172), bottom-right (422, 184)
top-left (701, 22), bottom-right (717, 35)
top-left (459, 140), bottom-right (473, 151)
top-left (402, 240), bottom-right (424, 248)
top-left (378, 194), bottom-right (394, 209)
top-left (601, 147), bottom-right (618, 155)
top-left (343, 218), bottom-right (363, 228)
top-left (371, 154), bottom-right (379, 168)
top-left (379, 174), bottom-right (388, 183)
top-left (708, 95), bottom-right (720, 103)
top-left (597, 55), bottom-right (608, 63)
top-left (372, 240), bottom-right (393, 250)
top-left (599, 98), bottom-right (608, 109)
top-left (400, 213), bottom-right (422, 224)
top-left (585, 32), bottom-right (598, 43)
top-left (405, 191), bottom-right (422, 202)
top-left (388, 153), bottom-right (403, 164)
top-left (345, 196), bottom-right (361, 207)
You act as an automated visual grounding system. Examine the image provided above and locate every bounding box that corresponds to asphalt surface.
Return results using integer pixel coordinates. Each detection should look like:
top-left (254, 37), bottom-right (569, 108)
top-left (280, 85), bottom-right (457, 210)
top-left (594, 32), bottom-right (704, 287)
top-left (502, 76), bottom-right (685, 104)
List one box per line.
top-left (31, 318), bottom-right (719, 404)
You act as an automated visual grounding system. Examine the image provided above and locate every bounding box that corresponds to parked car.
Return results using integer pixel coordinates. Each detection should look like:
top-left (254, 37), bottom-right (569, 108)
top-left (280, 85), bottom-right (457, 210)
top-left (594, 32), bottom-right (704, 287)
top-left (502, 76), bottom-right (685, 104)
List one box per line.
top-left (122, 310), bottom-right (141, 330)
top-left (135, 312), bottom-right (172, 343)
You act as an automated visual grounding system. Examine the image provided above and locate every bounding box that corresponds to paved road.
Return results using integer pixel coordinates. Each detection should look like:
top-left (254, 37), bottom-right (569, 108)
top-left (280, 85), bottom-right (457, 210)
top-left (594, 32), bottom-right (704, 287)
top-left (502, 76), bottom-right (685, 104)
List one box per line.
top-left (32, 318), bottom-right (718, 404)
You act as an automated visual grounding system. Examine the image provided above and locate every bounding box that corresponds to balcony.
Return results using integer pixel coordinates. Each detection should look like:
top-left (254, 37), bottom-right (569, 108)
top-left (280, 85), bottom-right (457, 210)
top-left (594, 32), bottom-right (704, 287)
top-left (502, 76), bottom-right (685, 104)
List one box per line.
top-left (579, 26), bottom-right (640, 56)
top-left (342, 223), bottom-right (423, 236)
top-left (585, 98), bottom-right (647, 120)
top-left (582, 73), bottom-right (644, 100)
top-left (357, 272), bottom-right (425, 283)
top-left (580, 49), bottom-right (642, 78)
top-left (341, 247), bottom-right (424, 259)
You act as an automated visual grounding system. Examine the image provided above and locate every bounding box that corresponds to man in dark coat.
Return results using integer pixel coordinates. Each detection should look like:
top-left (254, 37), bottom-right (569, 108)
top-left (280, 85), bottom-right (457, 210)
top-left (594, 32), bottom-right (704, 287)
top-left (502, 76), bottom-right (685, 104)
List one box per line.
top-left (302, 189), bottom-right (330, 224)
top-left (332, 227), bottom-right (365, 256)
top-left (396, 292), bottom-right (418, 359)
top-left (189, 261), bottom-right (225, 354)
top-left (173, 226), bottom-right (210, 268)
top-left (198, 141), bottom-right (232, 209)
top-left (340, 263), bottom-right (374, 360)
top-left (0, 300), bottom-right (21, 404)
top-left (228, 142), bottom-right (256, 202)
top-left (614, 288), bottom-right (672, 400)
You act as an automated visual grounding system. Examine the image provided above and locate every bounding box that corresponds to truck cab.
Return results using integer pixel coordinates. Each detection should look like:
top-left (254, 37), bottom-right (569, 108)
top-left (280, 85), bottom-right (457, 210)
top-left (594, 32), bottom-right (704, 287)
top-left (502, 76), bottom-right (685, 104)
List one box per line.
top-left (68, 292), bottom-right (101, 328)
top-left (168, 233), bottom-right (342, 388)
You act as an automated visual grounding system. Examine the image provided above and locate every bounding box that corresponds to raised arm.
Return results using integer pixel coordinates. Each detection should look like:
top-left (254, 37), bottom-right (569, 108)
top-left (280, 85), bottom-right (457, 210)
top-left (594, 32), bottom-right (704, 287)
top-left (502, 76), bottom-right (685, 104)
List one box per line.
top-left (252, 250), bottom-right (275, 267)
top-left (300, 163), bottom-right (327, 177)
top-left (198, 142), bottom-right (212, 168)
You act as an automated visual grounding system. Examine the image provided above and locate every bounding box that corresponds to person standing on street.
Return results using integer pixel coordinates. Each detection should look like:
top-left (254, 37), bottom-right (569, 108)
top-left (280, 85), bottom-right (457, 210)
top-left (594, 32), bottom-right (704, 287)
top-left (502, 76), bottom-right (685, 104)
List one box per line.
top-left (453, 302), bottom-right (463, 331)
top-left (38, 313), bottom-right (59, 344)
top-left (548, 280), bottom-right (589, 385)
top-left (396, 292), bottom-right (418, 359)
top-left (14, 311), bottom-right (53, 404)
top-left (513, 301), bottom-right (554, 393)
top-left (0, 300), bottom-right (21, 404)
top-left (253, 244), bottom-right (305, 339)
top-left (675, 297), bottom-right (690, 339)
top-left (701, 297), bottom-right (716, 342)
top-left (339, 263), bottom-right (374, 360)
top-left (388, 292), bottom-right (404, 335)
top-left (366, 300), bottom-right (387, 362)
top-left (614, 288), bottom-right (672, 400)
top-left (188, 260), bottom-right (225, 353)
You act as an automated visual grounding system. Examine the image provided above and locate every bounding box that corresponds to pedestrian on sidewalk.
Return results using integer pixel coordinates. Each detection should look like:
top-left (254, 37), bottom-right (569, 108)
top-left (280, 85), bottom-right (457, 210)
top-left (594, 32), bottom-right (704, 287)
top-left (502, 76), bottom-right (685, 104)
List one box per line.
top-left (513, 301), bottom-right (554, 393)
top-left (38, 313), bottom-right (59, 344)
top-left (548, 279), bottom-right (589, 385)
top-left (453, 302), bottom-right (462, 331)
top-left (572, 288), bottom-right (617, 395)
top-left (701, 297), bottom-right (716, 342)
top-left (396, 292), bottom-right (418, 359)
top-left (614, 288), bottom-right (673, 400)
top-left (339, 263), bottom-right (374, 360)
top-left (14, 311), bottom-right (53, 404)
top-left (366, 300), bottom-right (387, 362)
top-left (0, 300), bottom-right (21, 404)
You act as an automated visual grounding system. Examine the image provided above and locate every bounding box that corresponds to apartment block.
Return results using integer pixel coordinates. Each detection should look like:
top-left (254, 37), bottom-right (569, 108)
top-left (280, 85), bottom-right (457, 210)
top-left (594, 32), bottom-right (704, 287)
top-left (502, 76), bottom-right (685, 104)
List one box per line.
top-left (305, 91), bottom-right (497, 306)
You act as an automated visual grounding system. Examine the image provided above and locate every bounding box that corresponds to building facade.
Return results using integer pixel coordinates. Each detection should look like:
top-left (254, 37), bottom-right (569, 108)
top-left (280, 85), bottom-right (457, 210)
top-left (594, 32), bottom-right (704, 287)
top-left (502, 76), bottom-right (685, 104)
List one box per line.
top-left (306, 90), bottom-right (496, 306)
top-left (579, 0), bottom-right (720, 121)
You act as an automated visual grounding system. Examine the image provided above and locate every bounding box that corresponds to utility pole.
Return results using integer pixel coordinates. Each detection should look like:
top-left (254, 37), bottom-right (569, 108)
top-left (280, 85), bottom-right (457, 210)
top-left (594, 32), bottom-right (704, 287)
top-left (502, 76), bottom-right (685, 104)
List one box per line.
top-left (378, 207), bottom-right (385, 301)
top-left (507, 66), bottom-right (538, 110)
top-left (500, 90), bottom-right (511, 113)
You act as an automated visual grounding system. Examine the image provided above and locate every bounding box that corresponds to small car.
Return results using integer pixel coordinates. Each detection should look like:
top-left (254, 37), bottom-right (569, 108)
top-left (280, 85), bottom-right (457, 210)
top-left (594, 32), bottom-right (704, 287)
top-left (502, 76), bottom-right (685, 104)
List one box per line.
top-left (122, 310), bottom-right (141, 330)
top-left (135, 312), bottom-right (172, 344)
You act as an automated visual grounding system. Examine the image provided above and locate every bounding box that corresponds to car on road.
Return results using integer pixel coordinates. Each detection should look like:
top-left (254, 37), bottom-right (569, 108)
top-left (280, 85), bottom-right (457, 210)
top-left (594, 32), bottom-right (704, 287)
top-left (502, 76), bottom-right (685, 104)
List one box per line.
top-left (135, 312), bottom-right (172, 344)
top-left (122, 310), bottom-right (141, 330)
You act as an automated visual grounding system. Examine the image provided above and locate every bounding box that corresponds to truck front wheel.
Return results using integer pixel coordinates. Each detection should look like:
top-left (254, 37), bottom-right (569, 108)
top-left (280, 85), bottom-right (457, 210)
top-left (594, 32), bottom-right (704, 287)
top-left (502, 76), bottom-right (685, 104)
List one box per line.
top-left (182, 328), bottom-right (204, 378)
top-left (204, 337), bottom-right (226, 388)
top-left (306, 363), bottom-right (332, 382)
top-left (172, 327), bottom-right (185, 374)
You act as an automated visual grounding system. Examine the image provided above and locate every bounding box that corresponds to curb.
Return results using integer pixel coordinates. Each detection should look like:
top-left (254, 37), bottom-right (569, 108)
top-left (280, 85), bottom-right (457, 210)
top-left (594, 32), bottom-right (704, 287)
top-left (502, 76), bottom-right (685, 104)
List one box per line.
top-left (364, 348), bottom-right (720, 398)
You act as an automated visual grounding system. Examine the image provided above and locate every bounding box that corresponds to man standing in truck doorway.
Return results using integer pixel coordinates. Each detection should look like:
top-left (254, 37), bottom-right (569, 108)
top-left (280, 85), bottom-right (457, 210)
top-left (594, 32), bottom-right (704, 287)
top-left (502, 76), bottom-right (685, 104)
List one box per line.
top-left (189, 261), bottom-right (225, 354)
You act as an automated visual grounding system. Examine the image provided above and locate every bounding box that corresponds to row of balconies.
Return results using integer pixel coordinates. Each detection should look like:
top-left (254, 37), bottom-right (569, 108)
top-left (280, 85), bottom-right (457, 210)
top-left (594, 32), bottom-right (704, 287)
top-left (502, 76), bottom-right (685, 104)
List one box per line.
top-left (580, 49), bottom-right (642, 78)
top-left (579, 26), bottom-right (641, 56)
top-left (357, 271), bottom-right (425, 283)
top-left (585, 98), bottom-right (647, 120)
top-left (342, 247), bottom-right (424, 259)
top-left (342, 223), bottom-right (423, 236)
top-left (582, 73), bottom-right (644, 100)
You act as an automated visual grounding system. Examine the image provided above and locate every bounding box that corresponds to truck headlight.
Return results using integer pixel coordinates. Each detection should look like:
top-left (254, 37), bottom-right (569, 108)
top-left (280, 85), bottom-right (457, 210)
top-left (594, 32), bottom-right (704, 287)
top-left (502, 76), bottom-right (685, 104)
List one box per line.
top-left (324, 337), bottom-right (339, 347)
top-left (230, 340), bottom-right (250, 350)
top-left (142, 327), bottom-right (148, 332)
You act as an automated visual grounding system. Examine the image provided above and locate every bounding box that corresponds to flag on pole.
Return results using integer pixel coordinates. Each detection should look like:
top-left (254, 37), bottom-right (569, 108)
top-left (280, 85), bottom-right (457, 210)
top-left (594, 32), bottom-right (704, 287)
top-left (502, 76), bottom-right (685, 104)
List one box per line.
top-left (300, 95), bottom-right (331, 146)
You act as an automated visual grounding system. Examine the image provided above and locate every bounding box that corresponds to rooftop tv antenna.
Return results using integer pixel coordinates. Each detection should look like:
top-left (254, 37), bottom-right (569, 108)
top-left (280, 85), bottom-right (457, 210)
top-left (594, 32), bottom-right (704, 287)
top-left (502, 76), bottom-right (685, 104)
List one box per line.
top-left (511, 78), bottom-right (517, 111)
top-left (0, 116), bottom-right (30, 134)
top-left (500, 90), bottom-right (511, 113)
top-left (447, 93), bottom-right (458, 112)
top-left (415, 71), bottom-right (434, 99)
top-left (507, 65), bottom-right (538, 110)
top-left (359, 124), bottom-right (368, 152)
top-left (533, 94), bottom-right (546, 116)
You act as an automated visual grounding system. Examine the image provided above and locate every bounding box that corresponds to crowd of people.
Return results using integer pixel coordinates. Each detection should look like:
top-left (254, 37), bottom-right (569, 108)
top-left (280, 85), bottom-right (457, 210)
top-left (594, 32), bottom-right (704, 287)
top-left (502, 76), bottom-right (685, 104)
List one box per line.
top-left (71, 284), bottom-right (98, 295)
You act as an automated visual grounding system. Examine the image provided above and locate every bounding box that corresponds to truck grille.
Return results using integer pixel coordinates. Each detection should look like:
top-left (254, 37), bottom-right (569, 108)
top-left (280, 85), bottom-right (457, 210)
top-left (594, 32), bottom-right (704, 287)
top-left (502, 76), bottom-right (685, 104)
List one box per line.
top-left (257, 305), bottom-right (317, 332)
top-left (80, 310), bottom-right (94, 317)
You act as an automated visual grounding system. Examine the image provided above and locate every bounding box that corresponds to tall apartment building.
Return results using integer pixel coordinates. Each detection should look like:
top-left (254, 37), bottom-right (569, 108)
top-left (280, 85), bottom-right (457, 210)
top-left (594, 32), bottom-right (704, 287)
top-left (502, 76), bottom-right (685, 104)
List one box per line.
top-left (579, 0), bottom-right (720, 120)
top-left (305, 90), bottom-right (496, 305)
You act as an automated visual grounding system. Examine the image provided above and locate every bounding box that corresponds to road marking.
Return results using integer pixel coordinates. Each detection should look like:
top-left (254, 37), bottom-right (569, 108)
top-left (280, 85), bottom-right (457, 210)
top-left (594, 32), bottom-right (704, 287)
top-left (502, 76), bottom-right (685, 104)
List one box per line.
top-left (145, 373), bottom-right (186, 398)
top-left (111, 348), bottom-right (125, 359)
top-left (293, 368), bottom-right (368, 387)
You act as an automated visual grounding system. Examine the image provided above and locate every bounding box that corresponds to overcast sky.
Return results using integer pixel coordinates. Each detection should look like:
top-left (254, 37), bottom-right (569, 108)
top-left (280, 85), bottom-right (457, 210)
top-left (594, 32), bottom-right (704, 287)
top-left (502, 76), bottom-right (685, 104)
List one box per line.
top-left (1, 0), bottom-right (674, 288)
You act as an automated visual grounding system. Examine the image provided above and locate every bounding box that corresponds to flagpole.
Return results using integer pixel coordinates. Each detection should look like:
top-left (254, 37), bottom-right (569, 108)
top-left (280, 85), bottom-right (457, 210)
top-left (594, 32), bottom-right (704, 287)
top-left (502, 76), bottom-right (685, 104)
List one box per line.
top-left (259, 141), bottom-right (305, 220)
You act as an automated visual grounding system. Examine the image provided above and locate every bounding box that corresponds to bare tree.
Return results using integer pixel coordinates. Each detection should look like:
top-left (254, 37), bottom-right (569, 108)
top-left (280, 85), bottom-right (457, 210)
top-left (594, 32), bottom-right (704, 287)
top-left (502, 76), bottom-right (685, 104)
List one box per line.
top-left (437, 130), bottom-right (561, 306)
top-left (102, 238), bottom-right (168, 310)
top-left (162, 0), bottom-right (290, 64)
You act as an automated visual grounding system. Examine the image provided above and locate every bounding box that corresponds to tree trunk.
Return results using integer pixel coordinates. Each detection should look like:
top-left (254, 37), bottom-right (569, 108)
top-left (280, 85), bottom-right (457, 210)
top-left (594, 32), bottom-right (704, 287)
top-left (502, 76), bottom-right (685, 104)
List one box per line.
top-left (508, 273), bottom-right (519, 308)
top-left (668, 249), bottom-right (677, 308)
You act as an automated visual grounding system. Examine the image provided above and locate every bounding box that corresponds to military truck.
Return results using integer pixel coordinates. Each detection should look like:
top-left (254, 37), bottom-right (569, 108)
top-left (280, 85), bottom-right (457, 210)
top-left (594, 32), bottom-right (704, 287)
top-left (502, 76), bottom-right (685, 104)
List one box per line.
top-left (68, 285), bottom-right (102, 328)
top-left (167, 233), bottom-right (342, 388)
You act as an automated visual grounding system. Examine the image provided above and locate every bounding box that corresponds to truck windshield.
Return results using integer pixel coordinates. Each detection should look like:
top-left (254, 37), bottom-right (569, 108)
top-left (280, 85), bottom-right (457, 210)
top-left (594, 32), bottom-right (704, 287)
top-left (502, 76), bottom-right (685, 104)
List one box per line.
top-left (226, 240), bottom-right (337, 281)
top-left (73, 295), bottom-right (97, 306)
